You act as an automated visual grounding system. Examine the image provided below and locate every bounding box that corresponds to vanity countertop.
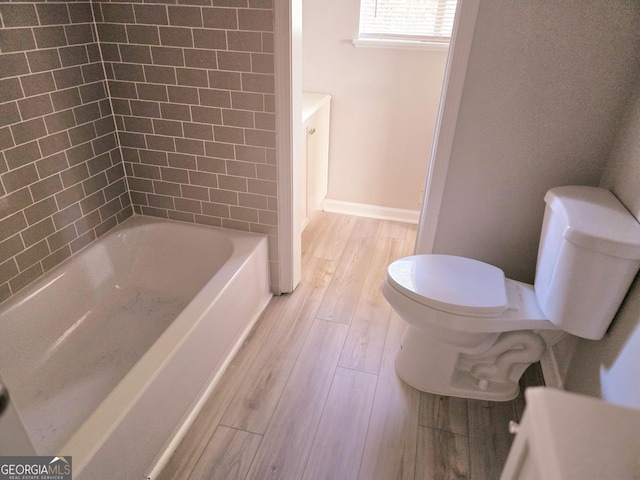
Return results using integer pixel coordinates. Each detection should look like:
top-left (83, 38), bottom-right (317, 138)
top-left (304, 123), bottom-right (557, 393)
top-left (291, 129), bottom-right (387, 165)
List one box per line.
top-left (302, 92), bottom-right (331, 122)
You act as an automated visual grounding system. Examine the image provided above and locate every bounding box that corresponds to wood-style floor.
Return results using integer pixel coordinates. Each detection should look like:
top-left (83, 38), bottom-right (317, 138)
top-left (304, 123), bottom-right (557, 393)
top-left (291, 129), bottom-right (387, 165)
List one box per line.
top-left (158, 211), bottom-right (544, 480)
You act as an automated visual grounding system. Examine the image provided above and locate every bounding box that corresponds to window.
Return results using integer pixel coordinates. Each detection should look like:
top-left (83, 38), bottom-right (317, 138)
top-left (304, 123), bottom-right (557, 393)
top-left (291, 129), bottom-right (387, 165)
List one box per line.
top-left (355, 0), bottom-right (458, 50)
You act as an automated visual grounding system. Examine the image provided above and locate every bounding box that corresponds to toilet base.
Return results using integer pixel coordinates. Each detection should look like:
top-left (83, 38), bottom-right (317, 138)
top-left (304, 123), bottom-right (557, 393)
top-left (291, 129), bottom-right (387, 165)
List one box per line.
top-left (394, 324), bottom-right (545, 401)
top-left (394, 358), bottom-right (520, 401)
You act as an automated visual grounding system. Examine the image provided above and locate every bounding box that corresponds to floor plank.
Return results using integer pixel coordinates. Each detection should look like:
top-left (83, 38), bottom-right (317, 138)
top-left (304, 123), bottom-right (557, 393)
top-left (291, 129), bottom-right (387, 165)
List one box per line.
top-left (380, 218), bottom-right (413, 240)
top-left (316, 216), bottom-right (382, 324)
top-left (243, 319), bottom-right (349, 480)
top-left (467, 399), bottom-right (518, 480)
top-left (301, 211), bottom-right (333, 269)
top-left (302, 367), bottom-right (377, 480)
top-left (220, 257), bottom-right (335, 434)
top-left (308, 213), bottom-right (357, 262)
top-left (416, 427), bottom-right (470, 480)
top-left (187, 426), bottom-right (262, 480)
top-left (419, 393), bottom-right (470, 437)
top-left (357, 313), bottom-right (420, 480)
top-left (339, 231), bottom-right (404, 373)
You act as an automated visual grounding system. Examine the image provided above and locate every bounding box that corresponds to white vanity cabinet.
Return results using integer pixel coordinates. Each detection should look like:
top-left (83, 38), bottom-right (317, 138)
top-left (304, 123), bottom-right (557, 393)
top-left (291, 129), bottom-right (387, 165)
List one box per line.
top-left (501, 387), bottom-right (640, 480)
top-left (301, 93), bottom-right (331, 230)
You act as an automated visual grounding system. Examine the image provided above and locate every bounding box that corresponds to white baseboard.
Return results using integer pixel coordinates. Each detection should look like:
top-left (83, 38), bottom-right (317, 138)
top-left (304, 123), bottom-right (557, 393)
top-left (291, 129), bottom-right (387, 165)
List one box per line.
top-left (323, 199), bottom-right (420, 224)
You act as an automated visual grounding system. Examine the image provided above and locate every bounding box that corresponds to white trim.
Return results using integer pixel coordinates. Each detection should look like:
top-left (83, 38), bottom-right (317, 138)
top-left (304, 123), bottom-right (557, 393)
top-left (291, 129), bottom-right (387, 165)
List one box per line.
top-left (274, 0), bottom-right (302, 294)
top-left (353, 37), bottom-right (450, 52)
top-left (324, 199), bottom-right (420, 224)
top-left (415, 0), bottom-right (480, 254)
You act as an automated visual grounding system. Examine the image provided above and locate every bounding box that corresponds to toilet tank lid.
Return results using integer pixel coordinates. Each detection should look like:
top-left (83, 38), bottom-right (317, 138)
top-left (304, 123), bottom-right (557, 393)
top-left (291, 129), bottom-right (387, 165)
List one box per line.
top-left (386, 255), bottom-right (508, 317)
top-left (544, 186), bottom-right (640, 259)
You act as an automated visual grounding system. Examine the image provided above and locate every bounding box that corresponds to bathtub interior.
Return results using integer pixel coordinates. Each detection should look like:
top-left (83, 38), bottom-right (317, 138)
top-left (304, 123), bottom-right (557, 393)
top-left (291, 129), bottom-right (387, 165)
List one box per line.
top-left (0, 215), bottom-right (271, 476)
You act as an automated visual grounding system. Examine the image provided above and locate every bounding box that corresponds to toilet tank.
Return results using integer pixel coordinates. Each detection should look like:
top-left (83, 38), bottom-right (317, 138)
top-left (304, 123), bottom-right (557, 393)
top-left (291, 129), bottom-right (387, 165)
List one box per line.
top-left (534, 186), bottom-right (640, 340)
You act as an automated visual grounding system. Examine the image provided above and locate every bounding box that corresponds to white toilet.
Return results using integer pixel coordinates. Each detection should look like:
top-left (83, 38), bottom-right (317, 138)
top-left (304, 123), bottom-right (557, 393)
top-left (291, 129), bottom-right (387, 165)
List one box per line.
top-left (382, 186), bottom-right (640, 401)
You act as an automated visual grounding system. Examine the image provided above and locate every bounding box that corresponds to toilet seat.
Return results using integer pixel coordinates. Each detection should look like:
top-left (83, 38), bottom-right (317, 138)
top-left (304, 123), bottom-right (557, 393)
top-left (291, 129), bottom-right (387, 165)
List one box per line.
top-left (386, 255), bottom-right (508, 318)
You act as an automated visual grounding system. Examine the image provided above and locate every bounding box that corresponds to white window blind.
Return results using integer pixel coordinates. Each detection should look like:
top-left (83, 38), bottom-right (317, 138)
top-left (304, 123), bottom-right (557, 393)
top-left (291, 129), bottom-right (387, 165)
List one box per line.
top-left (358, 0), bottom-right (458, 44)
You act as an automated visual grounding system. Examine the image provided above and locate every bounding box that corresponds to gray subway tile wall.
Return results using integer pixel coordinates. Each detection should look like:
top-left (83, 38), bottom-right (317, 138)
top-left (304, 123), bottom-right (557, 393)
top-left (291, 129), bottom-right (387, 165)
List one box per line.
top-left (0, 0), bottom-right (278, 304)
top-left (98, 0), bottom-right (278, 242)
top-left (0, 1), bottom-right (130, 303)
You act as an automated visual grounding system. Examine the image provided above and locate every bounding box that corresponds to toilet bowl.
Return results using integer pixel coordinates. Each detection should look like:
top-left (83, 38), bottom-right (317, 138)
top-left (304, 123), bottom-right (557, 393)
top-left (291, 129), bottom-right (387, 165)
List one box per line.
top-left (382, 256), bottom-right (558, 400)
top-left (383, 186), bottom-right (640, 400)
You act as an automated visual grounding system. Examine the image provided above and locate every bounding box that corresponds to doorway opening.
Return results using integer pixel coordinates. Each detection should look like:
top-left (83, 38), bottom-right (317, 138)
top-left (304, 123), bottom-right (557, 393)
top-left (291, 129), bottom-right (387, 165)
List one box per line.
top-left (275, 0), bottom-right (478, 293)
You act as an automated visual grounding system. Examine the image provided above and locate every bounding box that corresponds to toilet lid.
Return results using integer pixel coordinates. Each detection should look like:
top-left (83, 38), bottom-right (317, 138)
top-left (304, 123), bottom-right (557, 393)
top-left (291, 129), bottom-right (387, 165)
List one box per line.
top-left (386, 255), bottom-right (508, 317)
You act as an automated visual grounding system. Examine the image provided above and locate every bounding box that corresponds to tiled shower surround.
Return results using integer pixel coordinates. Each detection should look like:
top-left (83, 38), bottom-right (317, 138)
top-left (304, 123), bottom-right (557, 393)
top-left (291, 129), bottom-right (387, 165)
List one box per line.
top-left (0, 0), bottom-right (278, 303)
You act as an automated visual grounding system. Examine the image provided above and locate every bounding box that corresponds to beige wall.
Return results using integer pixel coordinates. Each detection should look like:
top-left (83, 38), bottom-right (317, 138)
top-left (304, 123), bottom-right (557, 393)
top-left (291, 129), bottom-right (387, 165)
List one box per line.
top-left (431, 0), bottom-right (640, 283)
top-left (302, 0), bottom-right (447, 211)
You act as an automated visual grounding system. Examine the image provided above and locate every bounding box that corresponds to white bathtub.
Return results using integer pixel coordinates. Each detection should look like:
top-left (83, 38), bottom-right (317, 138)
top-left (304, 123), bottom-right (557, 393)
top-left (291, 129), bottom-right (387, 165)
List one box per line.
top-left (0, 215), bottom-right (271, 479)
